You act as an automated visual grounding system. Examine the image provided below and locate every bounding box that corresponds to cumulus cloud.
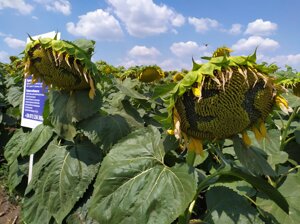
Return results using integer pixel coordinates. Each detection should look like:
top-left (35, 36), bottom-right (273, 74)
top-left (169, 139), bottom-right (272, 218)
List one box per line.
top-left (232, 36), bottom-right (279, 52)
top-left (128, 45), bottom-right (160, 58)
top-left (4, 37), bottom-right (26, 49)
top-left (34, 0), bottom-right (71, 15)
top-left (66, 9), bottom-right (123, 41)
top-left (188, 17), bottom-right (219, 33)
top-left (121, 45), bottom-right (161, 67)
top-left (0, 0), bottom-right (34, 15)
top-left (245, 19), bottom-right (277, 36)
top-left (159, 58), bottom-right (193, 71)
top-left (107, 0), bottom-right (185, 37)
top-left (170, 41), bottom-right (207, 57)
top-left (228, 23), bottom-right (242, 35)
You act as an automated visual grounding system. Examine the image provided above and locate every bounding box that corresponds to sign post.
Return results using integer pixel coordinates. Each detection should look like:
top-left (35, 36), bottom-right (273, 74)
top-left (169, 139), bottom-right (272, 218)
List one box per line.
top-left (21, 31), bottom-right (61, 183)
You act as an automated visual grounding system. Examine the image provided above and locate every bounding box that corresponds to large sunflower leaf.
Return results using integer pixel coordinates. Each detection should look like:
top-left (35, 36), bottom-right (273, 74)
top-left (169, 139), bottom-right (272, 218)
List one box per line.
top-left (78, 114), bottom-right (131, 151)
top-left (48, 89), bottom-right (101, 141)
top-left (89, 126), bottom-right (197, 224)
top-left (218, 166), bottom-right (289, 214)
top-left (6, 86), bottom-right (23, 107)
top-left (22, 195), bottom-right (54, 224)
top-left (253, 129), bottom-right (289, 167)
top-left (233, 136), bottom-right (276, 176)
top-left (204, 186), bottom-right (264, 224)
top-left (256, 172), bottom-right (300, 223)
top-left (23, 139), bottom-right (102, 224)
top-left (7, 157), bottom-right (28, 192)
top-left (4, 128), bottom-right (29, 165)
top-left (21, 123), bottom-right (53, 156)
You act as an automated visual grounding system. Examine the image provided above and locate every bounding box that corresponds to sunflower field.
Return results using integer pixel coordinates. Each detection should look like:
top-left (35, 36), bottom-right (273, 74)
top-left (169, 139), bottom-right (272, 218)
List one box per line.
top-left (0, 37), bottom-right (300, 224)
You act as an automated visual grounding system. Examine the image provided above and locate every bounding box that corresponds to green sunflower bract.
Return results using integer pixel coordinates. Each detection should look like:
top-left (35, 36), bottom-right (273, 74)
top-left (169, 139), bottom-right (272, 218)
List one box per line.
top-left (23, 35), bottom-right (99, 99)
top-left (168, 47), bottom-right (286, 154)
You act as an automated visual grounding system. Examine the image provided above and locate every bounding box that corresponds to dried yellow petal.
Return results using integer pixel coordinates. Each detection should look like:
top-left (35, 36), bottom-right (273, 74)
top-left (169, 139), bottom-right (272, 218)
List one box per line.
top-left (188, 137), bottom-right (204, 156)
top-left (252, 126), bottom-right (263, 142)
top-left (242, 131), bottom-right (251, 147)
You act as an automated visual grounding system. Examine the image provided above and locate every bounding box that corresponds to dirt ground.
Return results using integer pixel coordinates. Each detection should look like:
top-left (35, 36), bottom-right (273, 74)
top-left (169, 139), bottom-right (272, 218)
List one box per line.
top-left (0, 185), bottom-right (20, 224)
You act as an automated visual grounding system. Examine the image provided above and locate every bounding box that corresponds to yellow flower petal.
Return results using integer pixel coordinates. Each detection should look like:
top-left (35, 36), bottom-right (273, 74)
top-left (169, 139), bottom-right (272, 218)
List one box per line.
top-left (242, 131), bottom-right (251, 147)
top-left (188, 137), bottom-right (204, 156)
top-left (192, 87), bottom-right (201, 97)
top-left (167, 129), bottom-right (174, 135)
top-left (275, 95), bottom-right (289, 109)
top-left (252, 126), bottom-right (263, 142)
top-left (275, 95), bottom-right (293, 114)
top-left (259, 120), bottom-right (267, 138)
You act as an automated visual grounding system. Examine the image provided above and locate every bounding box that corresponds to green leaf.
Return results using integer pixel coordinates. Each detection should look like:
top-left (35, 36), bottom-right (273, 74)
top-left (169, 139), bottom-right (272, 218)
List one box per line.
top-left (24, 139), bottom-right (102, 224)
top-left (72, 39), bottom-right (96, 57)
top-left (22, 195), bottom-right (54, 224)
top-left (256, 172), bottom-right (300, 223)
top-left (220, 166), bottom-right (289, 214)
top-left (115, 78), bottom-right (148, 100)
top-left (89, 126), bottom-right (197, 224)
top-left (255, 129), bottom-right (289, 167)
top-left (21, 124), bottom-right (53, 156)
top-left (4, 128), bottom-right (29, 165)
top-left (151, 82), bottom-right (176, 99)
top-left (7, 158), bottom-right (28, 192)
top-left (295, 127), bottom-right (300, 145)
top-left (79, 114), bottom-right (131, 151)
top-left (204, 186), bottom-right (264, 224)
top-left (283, 93), bottom-right (300, 108)
top-left (212, 180), bottom-right (257, 198)
top-left (233, 136), bottom-right (276, 176)
top-left (48, 89), bottom-right (101, 141)
top-left (6, 86), bottom-right (22, 107)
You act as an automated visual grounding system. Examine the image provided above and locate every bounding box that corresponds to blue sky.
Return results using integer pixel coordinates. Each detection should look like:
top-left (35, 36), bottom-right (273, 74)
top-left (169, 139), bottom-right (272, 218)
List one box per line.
top-left (0, 0), bottom-right (300, 71)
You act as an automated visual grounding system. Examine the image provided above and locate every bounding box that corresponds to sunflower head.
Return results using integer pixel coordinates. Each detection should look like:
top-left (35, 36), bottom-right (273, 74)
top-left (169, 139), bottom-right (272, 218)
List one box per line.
top-left (168, 47), bottom-right (283, 154)
top-left (138, 65), bottom-right (164, 83)
top-left (23, 35), bottom-right (98, 99)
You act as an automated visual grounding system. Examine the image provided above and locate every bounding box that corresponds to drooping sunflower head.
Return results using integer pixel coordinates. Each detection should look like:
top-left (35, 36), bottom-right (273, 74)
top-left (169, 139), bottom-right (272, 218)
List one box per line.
top-left (120, 65), bottom-right (164, 82)
top-left (23, 35), bottom-right (99, 99)
top-left (138, 65), bottom-right (164, 83)
top-left (168, 47), bottom-right (285, 154)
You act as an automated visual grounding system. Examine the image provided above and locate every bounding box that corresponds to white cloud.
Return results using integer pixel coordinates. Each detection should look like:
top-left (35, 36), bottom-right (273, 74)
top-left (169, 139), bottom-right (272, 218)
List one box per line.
top-left (232, 36), bottom-right (279, 52)
top-left (66, 9), bottom-right (123, 41)
top-left (128, 45), bottom-right (160, 58)
top-left (121, 45), bottom-right (161, 67)
top-left (0, 51), bottom-right (9, 63)
top-left (0, 0), bottom-right (34, 15)
top-left (170, 41), bottom-right (207, 57)
top-left (259, 54), bottom-right (300, 71)
top-left (228, 23), bottom-right (242, 35)
top-left (188, 17), bottom-right (219, 33)
top-left (107, 0), bottom-right (185, 37)
top-left (4, 37), bottom-right (26, 49)
top-left (159, 58), bottom-right (194, 71)
top-left (245, 19), bottom-right (277, 36)
top-left (34, 0), bottom-right (71, 15)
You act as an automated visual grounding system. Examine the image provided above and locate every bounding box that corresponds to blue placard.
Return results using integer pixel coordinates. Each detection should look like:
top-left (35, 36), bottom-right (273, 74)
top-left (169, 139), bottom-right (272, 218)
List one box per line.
top-left (23, 77), bottom-right (47, 121)
top-left (21, 76), bottom-right (48, 128)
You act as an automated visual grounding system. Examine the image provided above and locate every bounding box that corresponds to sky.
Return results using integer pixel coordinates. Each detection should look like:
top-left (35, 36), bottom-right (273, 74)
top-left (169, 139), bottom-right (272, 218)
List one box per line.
top-left (0, 0), bottom-right (300, 71)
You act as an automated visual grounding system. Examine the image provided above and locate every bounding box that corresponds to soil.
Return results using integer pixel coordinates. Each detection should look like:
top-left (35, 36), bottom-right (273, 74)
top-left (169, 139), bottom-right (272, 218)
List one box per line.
top-left (0, 185), bottom-right (20, 224)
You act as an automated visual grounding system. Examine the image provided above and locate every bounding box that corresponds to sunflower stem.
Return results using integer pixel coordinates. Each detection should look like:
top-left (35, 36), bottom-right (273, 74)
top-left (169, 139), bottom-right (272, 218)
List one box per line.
top-left (280, 106), bottom-right (300, 151)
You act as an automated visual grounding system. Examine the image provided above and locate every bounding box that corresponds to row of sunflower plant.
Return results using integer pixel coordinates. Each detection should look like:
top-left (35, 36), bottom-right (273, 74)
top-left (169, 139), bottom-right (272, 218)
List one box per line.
top-left (1, 36), bottom-right (300, 224)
